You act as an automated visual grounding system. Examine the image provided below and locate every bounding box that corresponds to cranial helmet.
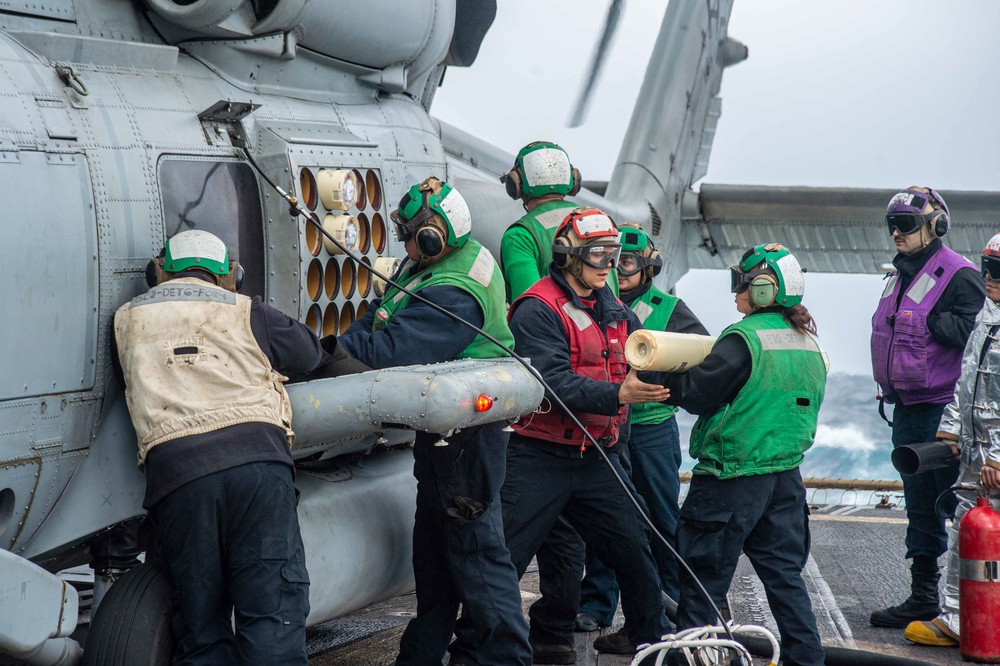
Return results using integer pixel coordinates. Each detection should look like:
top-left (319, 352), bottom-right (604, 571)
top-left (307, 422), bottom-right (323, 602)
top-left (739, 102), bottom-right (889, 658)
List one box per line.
top-left (885, 186), bottom-right (950, 238)
top-left (730, 243), bottom-right (805, 308)
top-left (981, 232), bottom-right (1000, 282)
top-left (551, 207), bottom-right (621, 279)
top-left (501, 141), bottom-right (581, 200)
top-left (617, 222), bottom-right (664, 282)
top-left (146, 229), bottom-right (243, 291)
top-left (391, 177), bottom-right (472, 259)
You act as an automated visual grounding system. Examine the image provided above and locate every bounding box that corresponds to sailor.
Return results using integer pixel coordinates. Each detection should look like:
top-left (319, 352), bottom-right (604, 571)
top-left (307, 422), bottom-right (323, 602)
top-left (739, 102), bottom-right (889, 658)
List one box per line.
top-left (904, 232), bottom-right (1000, 648)
top-left (336, 177), bottom-right (531, 666)
top-left (660, 243), bottom-right (827, 666)
top-left (477, 207), bottom-right (671, 662)
top-left (498, 141), bottom-right (614, 660)
top-left (114, 230), bottom-right (323, 664)
top-left (500, 140), bottom-right (617, 301)
top-left (869, 187), bottom-right (985, 628)
top-left (575, 223), bottom-right (708, 632)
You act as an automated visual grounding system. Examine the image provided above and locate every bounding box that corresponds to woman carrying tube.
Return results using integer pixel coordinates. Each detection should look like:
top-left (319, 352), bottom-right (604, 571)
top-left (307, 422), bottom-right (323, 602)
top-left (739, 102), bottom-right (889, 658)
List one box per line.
top-left (658, 243), bottom-right (828, 666)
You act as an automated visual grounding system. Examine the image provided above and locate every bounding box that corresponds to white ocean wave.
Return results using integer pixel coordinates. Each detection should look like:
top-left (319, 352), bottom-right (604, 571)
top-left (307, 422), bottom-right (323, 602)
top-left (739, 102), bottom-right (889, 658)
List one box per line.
top-left (813, 422), bottom-right (878, 452)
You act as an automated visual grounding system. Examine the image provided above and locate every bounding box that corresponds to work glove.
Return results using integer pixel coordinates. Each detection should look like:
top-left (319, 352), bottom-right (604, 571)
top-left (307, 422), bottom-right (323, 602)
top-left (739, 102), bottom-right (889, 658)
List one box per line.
top-left (446, 496), bottom-right (485, 521)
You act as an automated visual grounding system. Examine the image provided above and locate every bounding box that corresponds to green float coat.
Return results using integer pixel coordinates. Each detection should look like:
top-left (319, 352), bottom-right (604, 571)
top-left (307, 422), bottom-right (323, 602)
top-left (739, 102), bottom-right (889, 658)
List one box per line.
top-left (629, 284), bottom-right (680, 425)
top-left (689, 313), bottom-right (826, 479)
top-left (501, 199), bottom-right (618, 301)
top-left (375, 239), bottom-right (513, 359)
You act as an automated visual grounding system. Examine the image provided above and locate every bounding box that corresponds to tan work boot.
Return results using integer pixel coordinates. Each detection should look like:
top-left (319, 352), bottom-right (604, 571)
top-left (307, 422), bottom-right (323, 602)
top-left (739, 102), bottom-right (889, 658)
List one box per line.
top-left (904, 618), bottom-right (959, 647)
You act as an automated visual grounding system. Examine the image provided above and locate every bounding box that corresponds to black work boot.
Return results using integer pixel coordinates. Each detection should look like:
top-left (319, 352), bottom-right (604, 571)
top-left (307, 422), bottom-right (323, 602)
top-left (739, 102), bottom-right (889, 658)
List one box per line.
top-left (870, 556), bottom-right (941, 628)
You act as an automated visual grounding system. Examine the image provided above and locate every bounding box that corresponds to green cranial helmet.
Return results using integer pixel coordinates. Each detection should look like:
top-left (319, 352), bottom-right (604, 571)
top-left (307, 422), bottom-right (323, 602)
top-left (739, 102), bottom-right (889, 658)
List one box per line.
top-left (164, 230), bottom-right (230, 275)
top-left (393, 177), bottom-right (472, 248)
top-left (617, 222), bottom-right (663, 279)
top-left (513, 142), bottom-right (578, 198)
top-left (735, 243), bottom-right (805, 307)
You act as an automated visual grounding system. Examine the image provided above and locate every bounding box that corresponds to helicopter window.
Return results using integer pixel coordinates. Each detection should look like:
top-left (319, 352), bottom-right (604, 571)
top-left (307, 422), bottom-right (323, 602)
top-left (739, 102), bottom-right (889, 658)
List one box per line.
top-left (158, 158), bottom-right (265, 298)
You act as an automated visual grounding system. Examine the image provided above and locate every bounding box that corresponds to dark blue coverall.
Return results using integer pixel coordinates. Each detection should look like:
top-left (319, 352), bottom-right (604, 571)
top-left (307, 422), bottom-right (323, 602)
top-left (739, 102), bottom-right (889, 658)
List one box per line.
top-left (339, 282), bottom-right (531, 666)
top-left (116, 274), bottom-right (323, 665)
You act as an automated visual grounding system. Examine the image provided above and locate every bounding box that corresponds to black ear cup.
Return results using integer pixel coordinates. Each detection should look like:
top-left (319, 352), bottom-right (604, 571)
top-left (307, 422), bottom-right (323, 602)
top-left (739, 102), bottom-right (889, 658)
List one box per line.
top-left (504, 169), bottom-right (522, 200)
top-left (647, 249), bottom-right (663, 278)
top-left (568, 167), bottom-right (582, 196)
top-left (145, 258), bottom-right (159, 288)
top-left (416, 226), bottom-right (445, 258)
top-left (931, 211), bottom-right (950, 237)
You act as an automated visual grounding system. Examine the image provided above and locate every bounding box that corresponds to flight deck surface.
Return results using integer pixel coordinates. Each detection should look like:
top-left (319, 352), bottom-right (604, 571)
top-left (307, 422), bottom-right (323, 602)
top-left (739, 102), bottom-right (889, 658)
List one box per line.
top-left (306, 503), bottom-right (966, 666)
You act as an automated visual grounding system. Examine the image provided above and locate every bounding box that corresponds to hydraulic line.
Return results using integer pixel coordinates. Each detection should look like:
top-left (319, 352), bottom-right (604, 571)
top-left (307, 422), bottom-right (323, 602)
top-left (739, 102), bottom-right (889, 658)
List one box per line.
top-left (239, 147), bottom-right (735, 639)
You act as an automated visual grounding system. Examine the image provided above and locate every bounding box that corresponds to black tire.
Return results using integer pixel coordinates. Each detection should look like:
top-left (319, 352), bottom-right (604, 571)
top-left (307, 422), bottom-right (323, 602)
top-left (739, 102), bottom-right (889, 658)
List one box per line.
top-left (82, 562), bottom-right (176, 666)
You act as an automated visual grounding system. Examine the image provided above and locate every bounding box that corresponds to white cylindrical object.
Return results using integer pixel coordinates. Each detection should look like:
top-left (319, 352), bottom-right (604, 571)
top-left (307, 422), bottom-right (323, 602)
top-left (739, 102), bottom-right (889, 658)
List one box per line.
top-left (626, 330), bottom-right (717, 372)
top-left (372, 257), bottom-right (401, 297)
top-left (317, 169), bottom-right (358, 211)
top-left (322, 214), bottom-right (359, 254)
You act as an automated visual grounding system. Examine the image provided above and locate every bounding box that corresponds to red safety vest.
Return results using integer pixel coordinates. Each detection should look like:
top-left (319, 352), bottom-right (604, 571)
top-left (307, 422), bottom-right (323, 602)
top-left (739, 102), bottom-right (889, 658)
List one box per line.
top-left (511, 277), bottom-right (629, 447)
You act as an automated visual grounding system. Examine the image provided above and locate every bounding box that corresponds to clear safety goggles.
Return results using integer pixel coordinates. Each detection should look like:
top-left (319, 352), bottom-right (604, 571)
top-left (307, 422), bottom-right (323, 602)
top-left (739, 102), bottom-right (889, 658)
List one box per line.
top-left (982, 255), bottom-right (1000, 281)
top-left (555, 243), bottom-right (622, 269)
top-left (885, 213), bottom-right (926, 236)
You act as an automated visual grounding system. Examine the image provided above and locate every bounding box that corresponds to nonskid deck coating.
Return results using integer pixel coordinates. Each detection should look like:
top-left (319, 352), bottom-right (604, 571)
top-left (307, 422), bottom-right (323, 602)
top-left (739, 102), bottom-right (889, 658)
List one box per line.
top-left (307, 504), bottom-right (967, 665)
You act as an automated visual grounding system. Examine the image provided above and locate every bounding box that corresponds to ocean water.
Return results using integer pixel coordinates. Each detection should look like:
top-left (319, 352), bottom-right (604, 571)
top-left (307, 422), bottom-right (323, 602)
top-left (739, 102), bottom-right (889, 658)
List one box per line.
top-left (674, 373), bottom-right (899, 481)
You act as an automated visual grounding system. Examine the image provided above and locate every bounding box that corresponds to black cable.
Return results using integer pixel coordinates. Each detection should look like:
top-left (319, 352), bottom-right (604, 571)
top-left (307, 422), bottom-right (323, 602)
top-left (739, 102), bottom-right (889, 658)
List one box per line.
top-left (240, 146), bottom-right (733, 641)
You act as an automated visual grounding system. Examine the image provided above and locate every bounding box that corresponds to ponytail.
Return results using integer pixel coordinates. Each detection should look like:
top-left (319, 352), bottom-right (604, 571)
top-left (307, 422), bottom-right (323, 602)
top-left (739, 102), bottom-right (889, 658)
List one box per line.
top-left (783, 304), bottom-right (817, 336)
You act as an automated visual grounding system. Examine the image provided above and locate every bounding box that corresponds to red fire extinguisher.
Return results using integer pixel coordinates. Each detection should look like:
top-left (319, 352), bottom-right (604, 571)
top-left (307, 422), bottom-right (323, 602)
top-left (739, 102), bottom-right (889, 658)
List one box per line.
top-left (960, 496), bottom-right (1000, 663)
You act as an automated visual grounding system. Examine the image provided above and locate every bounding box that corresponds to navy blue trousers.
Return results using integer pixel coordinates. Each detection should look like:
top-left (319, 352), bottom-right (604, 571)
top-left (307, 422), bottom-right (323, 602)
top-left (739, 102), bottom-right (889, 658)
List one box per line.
top-left (399, 423), bottom-right (531, 666)
top-left (579, 418), bottom-right (682, 625)
top-left (676, 469), bottom-right (824, 666)
top-left (152, 462), bottom-right (309, 666)
top-left (496, 436), bottom-right (666, 649)
top-left (891, 402), bottom-right (960, 559)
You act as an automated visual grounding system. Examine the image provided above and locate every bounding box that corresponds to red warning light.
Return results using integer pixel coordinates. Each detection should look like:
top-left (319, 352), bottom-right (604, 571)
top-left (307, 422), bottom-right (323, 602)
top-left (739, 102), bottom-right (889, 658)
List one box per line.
top-left (475, 394), bottom-right (493, 412)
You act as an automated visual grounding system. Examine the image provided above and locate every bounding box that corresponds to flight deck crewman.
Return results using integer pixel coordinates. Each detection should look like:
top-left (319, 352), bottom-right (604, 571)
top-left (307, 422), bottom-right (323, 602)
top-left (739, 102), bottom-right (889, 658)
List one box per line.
top-left (498, 141), bottom-right (615, 662)
top-left (660, 243), bottom-right (827, 666)
top-left (114, 230), bottom-right (323, 664)
top-left (457, 207), bottom-right (671, 663)
top-left (869, 187), bottom-right (985, 628)
top-left (500, 140), bottom-right (617, 301)
top-left (336, 177), bottom-right (532, 666)
top-left (575, 223), bottom-right (708, 632)
top-left (904, 231), bottom-right (1000, 648)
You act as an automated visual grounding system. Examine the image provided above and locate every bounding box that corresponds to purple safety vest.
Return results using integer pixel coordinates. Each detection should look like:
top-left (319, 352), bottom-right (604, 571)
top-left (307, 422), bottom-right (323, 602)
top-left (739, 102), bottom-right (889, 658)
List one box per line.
top-left (871, 245), bottom-right (973, 405)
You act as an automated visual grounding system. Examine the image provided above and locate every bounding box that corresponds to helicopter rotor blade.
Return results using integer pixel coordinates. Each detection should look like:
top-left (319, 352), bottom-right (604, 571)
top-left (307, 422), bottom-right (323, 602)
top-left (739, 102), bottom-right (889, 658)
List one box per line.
top-left (568, 0), bottom-right (625, 128)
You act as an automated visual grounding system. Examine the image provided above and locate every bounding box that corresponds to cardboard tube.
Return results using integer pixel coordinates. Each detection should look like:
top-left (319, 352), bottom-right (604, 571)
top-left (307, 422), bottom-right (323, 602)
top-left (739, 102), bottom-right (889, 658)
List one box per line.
top-left (625, 330), bottom-right (717, 372)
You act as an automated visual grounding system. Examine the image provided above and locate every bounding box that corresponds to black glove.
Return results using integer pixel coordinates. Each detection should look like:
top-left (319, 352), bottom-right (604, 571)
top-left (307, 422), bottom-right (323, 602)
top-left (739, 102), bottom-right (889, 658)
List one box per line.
top-left (299, 335), bottom-right (372, 380)
top-left (446, 496), bottom-right (485, 521)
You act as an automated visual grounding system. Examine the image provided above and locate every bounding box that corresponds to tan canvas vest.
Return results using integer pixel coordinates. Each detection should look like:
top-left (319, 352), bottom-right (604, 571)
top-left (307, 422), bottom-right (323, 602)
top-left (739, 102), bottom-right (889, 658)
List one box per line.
top-left (114, 277), bottom-right (294, 468)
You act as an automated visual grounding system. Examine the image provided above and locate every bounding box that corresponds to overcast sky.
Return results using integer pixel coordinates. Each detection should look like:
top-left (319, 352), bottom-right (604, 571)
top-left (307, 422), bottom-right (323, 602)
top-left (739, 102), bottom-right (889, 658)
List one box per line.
top-left (432, 1), bottom-right (1000, 377)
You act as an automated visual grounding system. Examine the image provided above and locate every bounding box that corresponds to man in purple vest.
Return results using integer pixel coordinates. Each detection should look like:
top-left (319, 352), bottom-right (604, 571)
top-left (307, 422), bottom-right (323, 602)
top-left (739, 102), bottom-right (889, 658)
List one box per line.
top-left (869, 186), bottom-right (986, 628)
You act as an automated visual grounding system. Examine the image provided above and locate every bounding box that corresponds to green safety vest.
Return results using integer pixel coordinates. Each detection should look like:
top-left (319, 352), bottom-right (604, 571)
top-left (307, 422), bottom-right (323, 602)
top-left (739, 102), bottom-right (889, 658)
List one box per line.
top-left (374, 239), bottom-right (514, 359)
top-left (629, 285), bottom-right (680, 425)
top-left (689, 313), bottom-right (826, 479)
top-left (504, 199), bottom-right (618, 299)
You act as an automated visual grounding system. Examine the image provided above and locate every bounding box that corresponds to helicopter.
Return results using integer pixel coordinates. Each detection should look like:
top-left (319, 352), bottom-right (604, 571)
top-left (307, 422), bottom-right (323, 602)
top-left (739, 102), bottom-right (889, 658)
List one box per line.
top-left (1, 0), bottom-right (999, 664)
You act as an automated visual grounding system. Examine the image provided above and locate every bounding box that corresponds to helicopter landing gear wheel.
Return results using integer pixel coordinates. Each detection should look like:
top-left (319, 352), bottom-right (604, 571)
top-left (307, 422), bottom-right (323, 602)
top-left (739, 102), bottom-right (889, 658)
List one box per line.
top-left (82, 562), bottom-right (176, 666)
